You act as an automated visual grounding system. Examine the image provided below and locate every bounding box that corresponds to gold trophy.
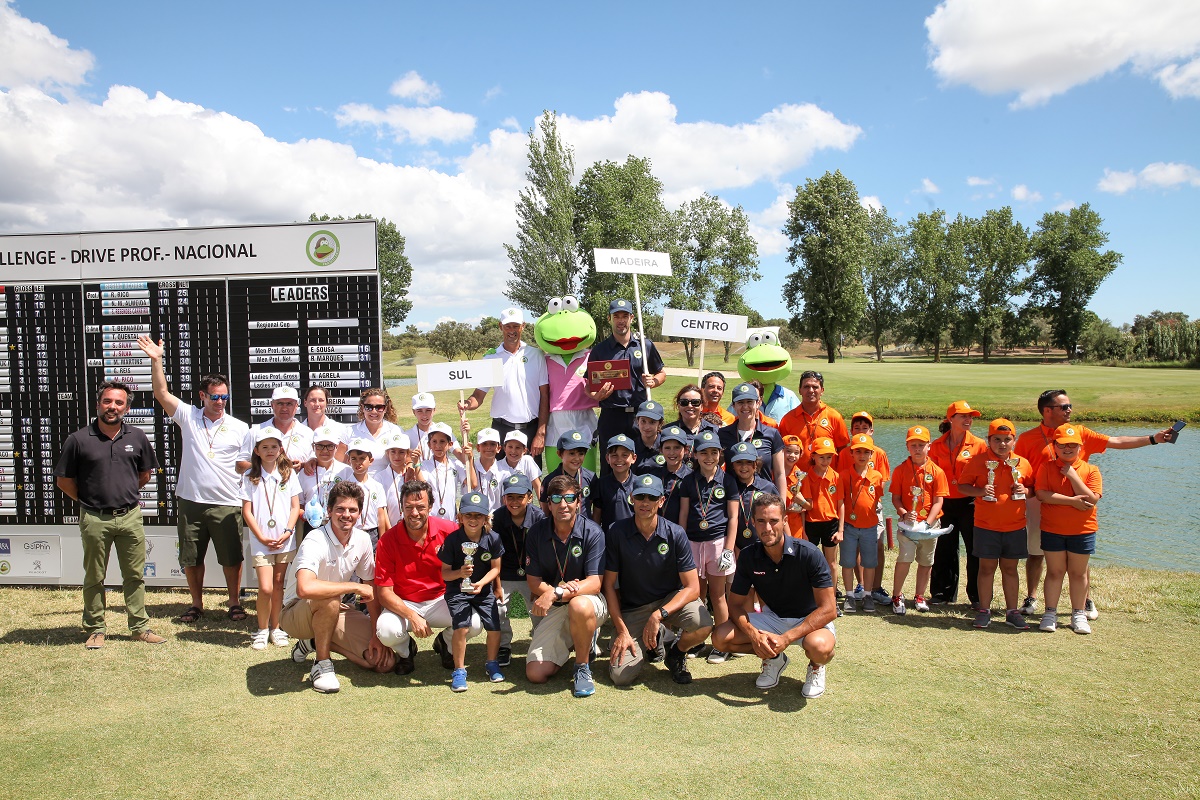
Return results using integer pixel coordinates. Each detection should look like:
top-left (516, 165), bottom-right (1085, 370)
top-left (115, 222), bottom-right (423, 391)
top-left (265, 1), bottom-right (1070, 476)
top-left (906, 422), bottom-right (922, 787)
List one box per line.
top-left (983, 460), bottom-right (999, 502)
top-left (910, 485), bottom-right (923, 516)
top-left (460, 541), bottom-right (479, 592)
top-left (1008, 457), bottom-right (1025, 500)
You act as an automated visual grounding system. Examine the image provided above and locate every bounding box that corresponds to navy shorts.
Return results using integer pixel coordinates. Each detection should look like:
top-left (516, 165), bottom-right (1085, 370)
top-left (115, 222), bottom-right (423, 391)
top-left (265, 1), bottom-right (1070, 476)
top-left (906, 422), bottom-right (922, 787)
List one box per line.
top-left (446, 589), bottom-right (501, 631)
top-left (1040, 531), bottom-right (1096, 555)
top-left (973, 527), bottom-right (1028, 560)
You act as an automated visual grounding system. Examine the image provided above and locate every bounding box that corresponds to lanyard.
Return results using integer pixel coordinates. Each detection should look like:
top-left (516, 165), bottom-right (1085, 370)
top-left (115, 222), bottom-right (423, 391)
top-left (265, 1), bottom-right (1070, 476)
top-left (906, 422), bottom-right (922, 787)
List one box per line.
top-left (201, 414), bottom-right (223, 454)
top-left (552, 534), bottom-right (572, 585)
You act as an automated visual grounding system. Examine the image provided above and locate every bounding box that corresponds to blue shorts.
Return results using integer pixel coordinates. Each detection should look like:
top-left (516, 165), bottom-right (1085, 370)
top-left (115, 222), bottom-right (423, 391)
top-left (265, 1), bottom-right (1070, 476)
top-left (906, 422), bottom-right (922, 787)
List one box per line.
top-left (839, 524), bottom-right (880, 569)
top-left (1040, 531), bottom-right (1096, 555)
top-left (446, 590), bottom-right (501, 631)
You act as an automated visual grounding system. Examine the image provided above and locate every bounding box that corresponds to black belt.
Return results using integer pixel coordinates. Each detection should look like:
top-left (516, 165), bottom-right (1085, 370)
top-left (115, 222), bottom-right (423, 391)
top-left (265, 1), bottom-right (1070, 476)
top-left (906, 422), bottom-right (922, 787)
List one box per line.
top-left (85, 504), bottom-right (138, 516)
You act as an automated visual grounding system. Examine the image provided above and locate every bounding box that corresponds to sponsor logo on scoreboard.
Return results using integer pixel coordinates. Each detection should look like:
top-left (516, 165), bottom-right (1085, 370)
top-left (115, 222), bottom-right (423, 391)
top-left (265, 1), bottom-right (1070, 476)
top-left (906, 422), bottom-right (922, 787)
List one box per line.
top-left (306, 230), bottom-right (340, 267)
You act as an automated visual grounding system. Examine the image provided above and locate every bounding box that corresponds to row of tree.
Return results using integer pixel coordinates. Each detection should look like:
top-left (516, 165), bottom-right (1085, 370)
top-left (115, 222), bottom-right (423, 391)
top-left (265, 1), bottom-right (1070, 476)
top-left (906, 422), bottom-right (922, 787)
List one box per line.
top-left (1079, 311), bottom-right (1200, 364)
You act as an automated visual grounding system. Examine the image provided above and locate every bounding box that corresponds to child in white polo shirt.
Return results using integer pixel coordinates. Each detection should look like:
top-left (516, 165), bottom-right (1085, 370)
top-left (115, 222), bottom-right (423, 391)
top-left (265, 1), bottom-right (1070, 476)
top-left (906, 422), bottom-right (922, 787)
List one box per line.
top-left (346, 438), bottom-right (389, 548)
top-left (497, 430), bottom-right (542, 499)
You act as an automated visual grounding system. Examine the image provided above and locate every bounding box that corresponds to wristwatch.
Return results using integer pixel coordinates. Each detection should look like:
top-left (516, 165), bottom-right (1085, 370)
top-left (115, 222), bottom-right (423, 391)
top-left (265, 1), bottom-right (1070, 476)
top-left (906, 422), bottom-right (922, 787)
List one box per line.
top-left (658, 605), bottom-right (670, 620)
top-left (553, 586), bottom-right (566, 601)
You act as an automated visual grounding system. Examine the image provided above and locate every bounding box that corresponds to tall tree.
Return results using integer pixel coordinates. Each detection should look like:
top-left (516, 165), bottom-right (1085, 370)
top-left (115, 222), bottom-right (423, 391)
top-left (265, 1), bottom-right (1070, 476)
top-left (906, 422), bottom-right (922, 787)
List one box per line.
top-left (503, 111), bottom-right (580, 311)
top-left (902, 210), bottom-right (969, 363)
top-left (669, 194), bottom-right (760, 365)
top-left (1026, 203), bottom-right (1122, 358)
top-left (859, 205), bottom-right (904, 362)
top-left (964, 206), bottom-right (1030, 362)
top-left (574, 156), bottom-right (679, 333)
top-left (309, 213), bottom-right (412, 327)
top-left (781, 170), bottom-right (869, 364)
top-left (425, 320), bottom-right (476, 362)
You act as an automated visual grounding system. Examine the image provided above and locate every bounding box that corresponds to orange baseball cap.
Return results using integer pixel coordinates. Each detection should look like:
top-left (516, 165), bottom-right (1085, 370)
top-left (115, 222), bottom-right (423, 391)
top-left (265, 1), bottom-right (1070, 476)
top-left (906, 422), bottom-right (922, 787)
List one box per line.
top-left (946, 400), bottom-right (982, 419)
top-left (811, 437), bottom-right (837, 455)
top-left (782, 435), bottom-right (803, 446)
top-left (851, 410), bottom-right (874, 425)
top-left (906, 425), bottom-right (930, 442)
top-left (987, 418), bottom-right (1016, 437)
top-left (850, 433), bottom-right (875, 450)
top-left (1054, 424), bottom-right (1083, 445)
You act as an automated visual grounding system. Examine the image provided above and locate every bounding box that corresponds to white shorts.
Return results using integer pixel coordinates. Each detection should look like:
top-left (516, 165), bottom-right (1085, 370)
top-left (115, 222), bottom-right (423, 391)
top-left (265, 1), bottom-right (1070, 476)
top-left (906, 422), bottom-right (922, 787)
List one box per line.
top-left (376, 595), bottom-right (482, 654)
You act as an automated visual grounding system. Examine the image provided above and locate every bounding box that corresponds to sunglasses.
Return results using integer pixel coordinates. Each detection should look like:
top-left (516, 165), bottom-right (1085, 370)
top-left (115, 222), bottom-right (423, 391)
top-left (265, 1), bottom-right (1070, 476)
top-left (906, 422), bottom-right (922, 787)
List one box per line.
top-left (1049, 403), bottom-right (1072, 411)
top-left (548, 493), bottom-right (579, 504)
top-left (206, 393), bottom-right (230, 402)
top-left (362, 403), bottom-right (387, 411)
top-left (677, 399), bottom-right (702, 407)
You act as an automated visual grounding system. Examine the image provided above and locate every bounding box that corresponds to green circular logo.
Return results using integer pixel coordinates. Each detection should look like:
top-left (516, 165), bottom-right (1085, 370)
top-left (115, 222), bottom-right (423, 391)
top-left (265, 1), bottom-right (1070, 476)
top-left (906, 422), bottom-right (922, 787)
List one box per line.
top-left (714, 488), bottom-right (725, 499)
top-left (570, 545), bottom-right (583, 557)
top-left (306, 229), bottom-right (340, 266)
top-left (0, 561), bottom-right (9, 575)
top-left (480, 552), bottom-right (492, 561)
top-left (657, 543), bottom-right (669, 555)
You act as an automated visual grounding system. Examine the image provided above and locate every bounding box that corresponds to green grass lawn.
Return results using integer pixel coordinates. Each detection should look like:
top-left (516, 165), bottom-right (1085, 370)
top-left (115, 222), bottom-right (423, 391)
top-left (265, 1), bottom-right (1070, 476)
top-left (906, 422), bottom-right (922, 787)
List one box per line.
top-left (2, 564), bottom-right (1198, 799)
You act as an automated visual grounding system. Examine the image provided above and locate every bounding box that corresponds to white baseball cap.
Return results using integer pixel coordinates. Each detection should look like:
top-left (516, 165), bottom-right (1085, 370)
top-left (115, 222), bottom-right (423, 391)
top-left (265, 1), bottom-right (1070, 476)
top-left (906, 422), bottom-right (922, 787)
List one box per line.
top-left (411, 392), bottom-right (436, 410)
top-left (313, 426), bottom-right (341, 445)
top-left (254, 426), bottom-right (284, 444)
top-left (382, 431), bottom-right (411, 451)
top-left (499, 307), bottom-right (525, 325)
top-left (271, 386), bottom-right (299, 402)
top-left (477, 428), bottom-right (501, 445)
top-left (428, 422), bottom-right (455, 440)
top-left (504, 430), bottom-right (528, 447)
top-left (346, 437), bottom-right (377, 456)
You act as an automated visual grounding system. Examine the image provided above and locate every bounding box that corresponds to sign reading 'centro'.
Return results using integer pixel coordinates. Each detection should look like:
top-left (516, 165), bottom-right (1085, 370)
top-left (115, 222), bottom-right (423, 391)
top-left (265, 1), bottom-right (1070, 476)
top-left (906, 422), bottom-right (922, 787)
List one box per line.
top-left (661, 307), bottom-right (748, 343)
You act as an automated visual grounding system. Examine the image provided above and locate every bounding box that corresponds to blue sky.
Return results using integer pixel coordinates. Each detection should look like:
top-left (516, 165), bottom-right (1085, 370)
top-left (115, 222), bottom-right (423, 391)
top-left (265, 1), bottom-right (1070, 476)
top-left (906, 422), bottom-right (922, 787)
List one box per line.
top-left (1, 0), bottom-right (1198, 330)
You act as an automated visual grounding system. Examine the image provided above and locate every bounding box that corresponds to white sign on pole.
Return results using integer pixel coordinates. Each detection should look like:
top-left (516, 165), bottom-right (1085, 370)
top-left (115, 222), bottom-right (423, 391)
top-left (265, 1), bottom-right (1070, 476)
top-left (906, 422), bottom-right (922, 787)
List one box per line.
top-left (593, 248), bottom-right (673, 276)
top-left (661, 308), bottom-right (748, 343)
top-left (417, 359), bottom-right (504, 393)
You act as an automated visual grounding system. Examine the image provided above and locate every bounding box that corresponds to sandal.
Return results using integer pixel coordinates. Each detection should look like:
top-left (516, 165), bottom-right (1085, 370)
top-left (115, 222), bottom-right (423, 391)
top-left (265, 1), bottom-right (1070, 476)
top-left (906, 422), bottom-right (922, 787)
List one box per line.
top-left (228, 604), bottom-right (248, 622)
top-left (178, 606), bottom-right (203, 623)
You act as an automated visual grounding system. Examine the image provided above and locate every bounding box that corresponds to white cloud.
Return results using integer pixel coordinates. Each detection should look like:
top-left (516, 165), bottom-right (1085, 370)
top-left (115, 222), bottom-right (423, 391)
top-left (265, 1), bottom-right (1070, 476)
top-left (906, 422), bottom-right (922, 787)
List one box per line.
top-left (388, 71), bottom-right (440, 105)
top-left (1098, 162), bottom-right (1200, 193)
top-left (484, 85), bottom-right (503, 102)
top-left (966, 176), bottom-right (993, 187)
top-left (860, 195), bottom-right (883, 212)
top-left (1053, 200), bottom-right (1077, 212)
top-left (926, 0), bottom-right (1200, 107)
top-left (1011, 184), bottom-right (1042, 202)
top-left (746, 190), bottom-right (792, 257)
top-left (335, 102), bottom-right (476, 145)
top-left (0, 0), bottom-right (93, 91)
top-left (921, 178), bottom-right (940, 194)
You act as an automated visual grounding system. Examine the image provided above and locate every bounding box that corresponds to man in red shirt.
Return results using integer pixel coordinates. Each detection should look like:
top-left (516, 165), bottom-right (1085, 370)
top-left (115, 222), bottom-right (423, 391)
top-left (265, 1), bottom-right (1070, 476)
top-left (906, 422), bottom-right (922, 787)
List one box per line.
top-left (375, 480), bottom-right (484, 674)
top-left (1015, 389), bottom-right (1175, 620)
top-left (777, 370), bottom-right (850, 455)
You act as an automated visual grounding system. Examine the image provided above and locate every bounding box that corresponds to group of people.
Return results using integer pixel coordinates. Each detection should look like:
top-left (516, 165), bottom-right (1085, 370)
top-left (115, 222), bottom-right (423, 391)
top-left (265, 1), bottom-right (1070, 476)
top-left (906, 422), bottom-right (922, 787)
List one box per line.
top-left (51, 301), bottom-right (1176, 700)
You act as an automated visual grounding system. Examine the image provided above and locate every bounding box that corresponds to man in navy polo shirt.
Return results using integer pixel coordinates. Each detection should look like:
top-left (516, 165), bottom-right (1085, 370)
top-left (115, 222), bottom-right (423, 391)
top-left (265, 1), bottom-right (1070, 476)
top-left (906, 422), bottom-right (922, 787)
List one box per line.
top-left (713, 492), bottom-right (837, 699)
top-left (604, 474), bottom-right (713, 686)
top-left (588, 298), bottom-right (666, 476)
top-left (718, 382), bottom-right (786, 497)
top-left (525, 474), bottom-right (608, 697)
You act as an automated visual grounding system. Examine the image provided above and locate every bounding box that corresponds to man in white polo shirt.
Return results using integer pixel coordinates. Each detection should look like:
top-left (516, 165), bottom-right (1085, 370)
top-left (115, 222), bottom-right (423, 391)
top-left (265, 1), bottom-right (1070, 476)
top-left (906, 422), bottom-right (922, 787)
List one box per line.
top-left (458, 307), bottom-right (550, 463)
top-left (137, 335), bottom-right (251, 623)
top-left (236, 386), bottom-right (315, 474)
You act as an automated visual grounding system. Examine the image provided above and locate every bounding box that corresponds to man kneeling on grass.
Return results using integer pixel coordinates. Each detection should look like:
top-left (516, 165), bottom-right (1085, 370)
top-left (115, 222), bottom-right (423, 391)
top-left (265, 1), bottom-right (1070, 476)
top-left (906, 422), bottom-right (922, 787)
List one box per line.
top-left (712, 493), bottom-right (836, 699)
top-left (281, 482), bottom-right (395, 693)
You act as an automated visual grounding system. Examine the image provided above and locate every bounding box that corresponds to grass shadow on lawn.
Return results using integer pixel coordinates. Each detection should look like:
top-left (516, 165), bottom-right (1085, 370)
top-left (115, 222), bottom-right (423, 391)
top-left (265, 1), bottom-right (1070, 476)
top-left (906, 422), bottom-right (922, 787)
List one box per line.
top-left (174, 628), bottom-right (250, 648)
top-left (0, 626), bottom-right (84, 646)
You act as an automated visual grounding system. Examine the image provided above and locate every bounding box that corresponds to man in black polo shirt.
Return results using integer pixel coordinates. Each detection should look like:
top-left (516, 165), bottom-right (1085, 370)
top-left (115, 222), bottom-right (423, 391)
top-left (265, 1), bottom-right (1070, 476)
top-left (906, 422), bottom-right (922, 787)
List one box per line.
top-left (55, 380), bottom-right (165, 649)
top-left (604, 474), bottom-right (712, 687)
top-left (587, 298), bottom-right (666, 476)
top-left (524, 474), bottom-right (608, 698)
top-left (713, 493), bottom-right (836, 698)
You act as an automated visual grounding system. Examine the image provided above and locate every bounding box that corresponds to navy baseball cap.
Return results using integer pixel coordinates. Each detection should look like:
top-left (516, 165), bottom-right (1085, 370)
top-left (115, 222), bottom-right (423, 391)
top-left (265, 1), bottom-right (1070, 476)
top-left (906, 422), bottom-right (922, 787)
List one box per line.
top-left (501, 473), bottom-right (533, 496)
top-left (608, 298), bottom-right (632, 314)
top-left (729, 441), bottom-right (758, 463)
top-left (607, 434), bottom-right (635, 452)
top-left (636, 400), bottom-right (664, 421)
top-left (459, 492), bottom-right (490, 515)
top-left (694, 430), bottom-right (721, 451)
top-left (732, 383), bottom-right (758, 403)
top-left (557, 429), bottom-right (590, 451)
top-left (659, 425), bottom-right (688, 446)
top-left (631, 474), bottom-right (665, 498)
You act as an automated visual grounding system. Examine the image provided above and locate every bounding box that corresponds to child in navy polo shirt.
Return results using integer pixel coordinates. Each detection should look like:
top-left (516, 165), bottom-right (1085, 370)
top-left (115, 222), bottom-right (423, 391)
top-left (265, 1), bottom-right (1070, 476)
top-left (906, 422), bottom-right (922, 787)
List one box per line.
top-left (728, 441), bottom-right (775, 553)
top-left (633, 400), bottom-right (665, 473)
top-left (677, 429), bottom-right (739, 663)
top-left (440, 492), bottom-right (505, 690)
top-left (540, 430), bottom-right (595, 517)
top-left (593, 434), bottom-right (637, 532)
top-left (651, 425), bottom-right (692, 525)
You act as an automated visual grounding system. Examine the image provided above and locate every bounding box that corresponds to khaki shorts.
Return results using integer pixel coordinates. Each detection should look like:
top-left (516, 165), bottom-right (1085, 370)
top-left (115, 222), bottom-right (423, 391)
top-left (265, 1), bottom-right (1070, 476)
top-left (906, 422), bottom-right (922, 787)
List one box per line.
top-left (609, 597), bottom-right (713, 686)
top-left (280, 598), bottom-right (373, 656)
top-left (527, 594), bottom-right (608, 667)
top-left (177, 497), bottom-right (244, 568)
top-left (897, 533), bottom-right (937, 566)
top-left (1025, 496), bottom-right (1044, 556)
top-left (251, 550), bottom-right (296, 568)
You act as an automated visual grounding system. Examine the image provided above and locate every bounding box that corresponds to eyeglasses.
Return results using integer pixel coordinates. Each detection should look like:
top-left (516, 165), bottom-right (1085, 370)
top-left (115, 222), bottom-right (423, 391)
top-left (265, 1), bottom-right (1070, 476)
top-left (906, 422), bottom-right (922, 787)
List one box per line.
top-left (548, 493), bottom-right (579, 504)
top-left (314, 443), bottom-right (337, 450)
top-left (677, 399), bottom-right (702, 407)
top-left (206, 393), bottom-right (230, 402)
top-left (362, 403), bottom-right (387, 411)
top-left (1048, 403), bottom-right (1072, 411)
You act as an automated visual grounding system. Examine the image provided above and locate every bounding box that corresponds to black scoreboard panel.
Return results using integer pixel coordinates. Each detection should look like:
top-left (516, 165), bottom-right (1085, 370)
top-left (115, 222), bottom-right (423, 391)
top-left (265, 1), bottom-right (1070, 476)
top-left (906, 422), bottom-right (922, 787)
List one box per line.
top-left (228, 275), bottom-right (380, 422)
top-left (0, 273), bottom-right (379, 527)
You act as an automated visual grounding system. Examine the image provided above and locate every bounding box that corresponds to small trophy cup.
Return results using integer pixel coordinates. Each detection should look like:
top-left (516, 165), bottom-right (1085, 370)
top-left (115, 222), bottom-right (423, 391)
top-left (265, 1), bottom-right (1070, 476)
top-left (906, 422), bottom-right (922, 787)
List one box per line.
top-left (460, 541), bottom-right (479, 592)
top-left (788, 471), bottom-right (807, 511)
top-left (983, 460), bottom-right (1000, 501)
top-left (910, 485), bottom-right (923, 512)
top-left (1008, 457), bottom-right (1025, 500)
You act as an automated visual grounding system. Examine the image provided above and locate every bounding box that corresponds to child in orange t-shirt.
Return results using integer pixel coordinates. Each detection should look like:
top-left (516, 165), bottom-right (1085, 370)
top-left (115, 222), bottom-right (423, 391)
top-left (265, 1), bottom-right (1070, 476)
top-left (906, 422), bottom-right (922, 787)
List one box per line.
top-left (781, 435), bottom-right (811, 538)
top-left (1034, 424), bottom-right (1102, 634)
top-left (958, 419), bottom-right (1034, 629)
top-left (889, 426), bottom-right (949, 614)
top-left (838, 411), bottom-right (891, 604)
top-left (802, 437), bottom-right (844, 603)
top-left (838, 434), bottom-right (885, 614)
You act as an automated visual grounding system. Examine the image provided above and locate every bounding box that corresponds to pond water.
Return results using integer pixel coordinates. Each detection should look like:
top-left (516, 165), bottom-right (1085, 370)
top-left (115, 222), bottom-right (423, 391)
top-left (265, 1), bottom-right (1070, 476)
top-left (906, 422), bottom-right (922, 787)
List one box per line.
top-left (868, 420), bottom-right (1198, 572)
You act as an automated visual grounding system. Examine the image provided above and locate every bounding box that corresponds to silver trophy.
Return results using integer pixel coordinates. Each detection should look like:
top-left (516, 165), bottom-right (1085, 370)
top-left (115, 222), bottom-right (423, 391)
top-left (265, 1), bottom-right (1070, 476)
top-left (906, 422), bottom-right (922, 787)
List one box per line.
top-left (1008, 457), bottom-right (1026, 500)
top-left (983, 460), bottom-right (1000, 502)
top-left (460, 541), bottom-right (479, 592)
top-left (788, 471), bottom-right (807, 511)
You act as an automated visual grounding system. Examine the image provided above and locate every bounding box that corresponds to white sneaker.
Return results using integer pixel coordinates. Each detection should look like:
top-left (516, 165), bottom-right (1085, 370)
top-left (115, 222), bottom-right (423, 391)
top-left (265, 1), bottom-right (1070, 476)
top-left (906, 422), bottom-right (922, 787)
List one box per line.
top-left (755, 652), bottom-right (789, 689)
top-left (270, 628), bottom-right (290, 647)
top-left (892, 596), bottom-right (907, 615)
top-left (1071, 611), bottom-right (1092, 635)
top-left (310, 658), bottom-right (340, 693)
top-left (250, 628), bottom-right (269, 650)
top-left (1084, 598), bottom-right (1099, 621)
top-left (801, 663), bottom-right (826, 699)
top-left (1039, 612), bottom-right (1057, 633)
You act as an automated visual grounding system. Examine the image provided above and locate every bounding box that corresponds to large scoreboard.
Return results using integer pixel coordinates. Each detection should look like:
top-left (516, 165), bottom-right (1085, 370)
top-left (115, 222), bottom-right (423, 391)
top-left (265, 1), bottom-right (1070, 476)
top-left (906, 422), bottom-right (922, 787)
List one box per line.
top-left (0, 220), bottom-right (381, 585)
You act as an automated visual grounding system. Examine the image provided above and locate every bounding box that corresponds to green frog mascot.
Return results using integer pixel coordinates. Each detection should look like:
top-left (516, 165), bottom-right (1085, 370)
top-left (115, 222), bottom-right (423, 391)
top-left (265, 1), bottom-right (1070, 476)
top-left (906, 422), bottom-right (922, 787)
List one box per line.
top-left (736, 329), bottom-right (799, 420)
top-left (534, 295), bottom-right (600, 471)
